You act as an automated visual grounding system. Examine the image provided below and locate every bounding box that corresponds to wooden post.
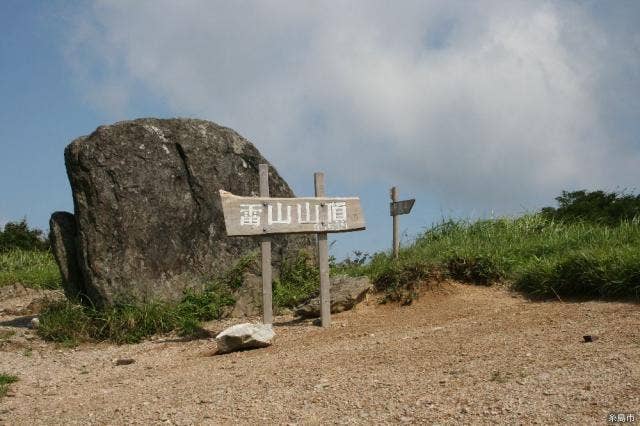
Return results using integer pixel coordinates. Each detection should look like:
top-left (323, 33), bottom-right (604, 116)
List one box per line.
top-left (391, 186), bottom-right (399, 259)
top-left (259, 164), bottom-right (273, 325)
top-left (314, 172), bottom-right (331, 328)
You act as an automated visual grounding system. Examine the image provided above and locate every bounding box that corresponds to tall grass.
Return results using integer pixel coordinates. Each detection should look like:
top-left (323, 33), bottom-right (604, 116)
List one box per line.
top-left (0, 249), bottom-right (61, 288)
top-left (37, 251), bottom-right (323, 345)
top-left (37, 250), bottom-right (325, 345)
top-left (38, 282), bottom-right (237, 345)
top-left (273, 251), bottom-right (319, 310)
top-left (338, 215), bottom-right (640, 301)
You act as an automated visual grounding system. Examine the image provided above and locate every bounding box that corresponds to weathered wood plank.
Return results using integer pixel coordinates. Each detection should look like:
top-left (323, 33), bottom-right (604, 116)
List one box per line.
top-left (219, 190), bottom-right (366, 236)
top-left (391, 187), bottom-right (399, 259)
top-left (315, 172), bottom-right (331, 328)
top-left (259, 164), bottom-right (272, 325)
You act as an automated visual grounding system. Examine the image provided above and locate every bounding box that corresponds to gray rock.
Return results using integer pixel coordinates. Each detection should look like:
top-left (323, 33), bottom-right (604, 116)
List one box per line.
top-left (52, 118), bottom-right (313, 307)
top-left (215, 323), bottom-right (274, 354)
top-left (49, 211), bottom-right (84, 300)
top-left (294, 275), bottom-right (373, 318)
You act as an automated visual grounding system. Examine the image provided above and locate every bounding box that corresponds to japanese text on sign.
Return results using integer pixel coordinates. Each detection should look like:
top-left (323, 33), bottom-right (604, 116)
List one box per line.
top-left (219, 190), bottom-right (365, 236)
top-left (238, 201), bottom-right (348, 230)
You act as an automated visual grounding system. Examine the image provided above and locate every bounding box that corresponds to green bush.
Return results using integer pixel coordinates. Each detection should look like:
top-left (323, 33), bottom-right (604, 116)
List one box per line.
top-left (541, 190), bottom-right (640, 225)
top-left (0, 219), bottom-right (49, 252)
top-left (38, 299), bottom-right (181, 345)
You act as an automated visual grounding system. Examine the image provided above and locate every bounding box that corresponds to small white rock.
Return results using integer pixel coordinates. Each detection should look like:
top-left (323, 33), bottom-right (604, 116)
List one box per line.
top-left (215, 323), bottom-right (275, 354)
top-left (30, 317), bottom-right (40, 329)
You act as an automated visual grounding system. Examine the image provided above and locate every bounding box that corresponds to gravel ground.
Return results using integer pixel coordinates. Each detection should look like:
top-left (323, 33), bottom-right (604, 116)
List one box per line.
top-left (1, 282), bottom-right (638, 425)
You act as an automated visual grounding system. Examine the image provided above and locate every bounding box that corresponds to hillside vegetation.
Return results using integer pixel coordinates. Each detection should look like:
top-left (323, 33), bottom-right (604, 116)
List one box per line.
top-left (337, 190), bottom-right (640, 302)
top-left (4, 189), bottom-right (639, 345)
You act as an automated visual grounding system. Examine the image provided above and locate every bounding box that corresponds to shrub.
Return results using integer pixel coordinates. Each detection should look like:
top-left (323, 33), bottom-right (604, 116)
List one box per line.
top-left (541, 190), bottom-right (640, 225)
top-left (0, 219), bottom-right (49, 252)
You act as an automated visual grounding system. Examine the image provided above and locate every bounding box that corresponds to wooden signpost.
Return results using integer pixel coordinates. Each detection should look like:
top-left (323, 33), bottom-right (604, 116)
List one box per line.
top-left (219, 165), bottom-right (366, 327)
top-left (390, 187), bottom-right (415, 259)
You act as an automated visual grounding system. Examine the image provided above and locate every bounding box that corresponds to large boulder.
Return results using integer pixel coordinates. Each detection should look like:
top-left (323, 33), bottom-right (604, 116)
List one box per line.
top-left (294, 275), bottom-right (373, 318)
top-left (51, 118), bottom-right (313, 306)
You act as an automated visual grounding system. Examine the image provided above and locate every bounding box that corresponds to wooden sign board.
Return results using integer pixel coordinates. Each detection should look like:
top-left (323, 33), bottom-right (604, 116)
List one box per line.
top-left (219, 190), bottom-right (366, 236)
top-left (390, 199), bottom-right (415, 216)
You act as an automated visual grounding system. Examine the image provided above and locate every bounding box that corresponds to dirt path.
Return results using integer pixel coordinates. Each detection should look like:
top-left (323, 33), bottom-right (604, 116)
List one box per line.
top-left (1, 282), bottom-right (639, 425)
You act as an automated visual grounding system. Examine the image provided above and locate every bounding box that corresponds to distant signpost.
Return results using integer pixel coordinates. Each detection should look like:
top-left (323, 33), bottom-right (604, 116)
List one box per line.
top-left (390, 187), bottom-right (415, 259)
top-left (219, 165), bottom-right (366, 328)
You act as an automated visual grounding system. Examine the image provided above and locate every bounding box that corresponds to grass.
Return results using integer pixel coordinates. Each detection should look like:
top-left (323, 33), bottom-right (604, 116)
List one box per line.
top-left (0, 374), bottom-right (18, 398)
top-left (36, 254), bottom-right (252, 346)
top-left (0, 249), bottom-right (61, 289)
top-left (273, 251), bottom-right (319, 310)
top-left (36, 250), bottom-right (323, 346)
top-left (38, 281), bottom-right (236, 346)
top-left (336, 214), bottom-right (640, 301)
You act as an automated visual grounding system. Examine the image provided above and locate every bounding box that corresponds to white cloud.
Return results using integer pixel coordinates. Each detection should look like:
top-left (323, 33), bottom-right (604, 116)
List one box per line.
top-left (65, 0), bottom-right (640, 212)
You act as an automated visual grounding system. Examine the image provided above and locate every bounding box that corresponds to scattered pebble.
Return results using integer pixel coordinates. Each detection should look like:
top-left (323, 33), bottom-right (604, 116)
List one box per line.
top-left (30, 317), bottom-right (40, 329)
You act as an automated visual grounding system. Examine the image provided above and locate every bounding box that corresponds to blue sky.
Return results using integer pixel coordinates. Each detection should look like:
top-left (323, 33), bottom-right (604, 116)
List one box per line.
top-left (1, 1), bottom-right (639, 259)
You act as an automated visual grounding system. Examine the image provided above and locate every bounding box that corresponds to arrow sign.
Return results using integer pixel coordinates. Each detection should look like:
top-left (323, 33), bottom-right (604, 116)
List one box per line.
top-left (390, 199), bottom-right (415, 216)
